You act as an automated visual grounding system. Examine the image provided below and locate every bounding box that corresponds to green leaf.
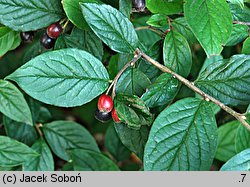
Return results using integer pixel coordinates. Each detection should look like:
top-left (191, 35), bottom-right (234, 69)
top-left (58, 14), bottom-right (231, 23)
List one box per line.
top-left (184, 0), bottom-right (233, 56)
top-left (0, 80), bottom-right (32, 125)
top-left (215, 121), bottom-right (239, 162)
top-left (199, 55), bottom-right (224, 76)
top-left (227, 0), bottom-right (244, 8)
top-left (195, 55), bottom-right (250, 106)
top-left (119, 0), bottom-right (132, 18)
top-left (55, 28), bottom-right (103, 60)
top-left (104, 125), bottom-right (131, 161)
top-left (23, 138), bottom-right (54, 171)
top-left (3, 116), bottom-right (38, 146)
top-left (0, 0), bottom-right (64, 31)
top-left (9, 31), bottom-right (21, 51)
top-left (69, 149), bottom-right (119, 171)
top-left (146, 14), bottom-right (168, 28)
top-left (242, 37), bottom-right (250, 54)
top-left (146, 0), bottom-right (183, 15)
top-left (172, 17), bottom-right (197, 44)
top-left (235, 125), bottom-right (250, 153)
top-left (116, 68), bottom-right (151, 96)
top-left (141, 73), bottom-right (180, 108)
top-left (115, 94), bottom-right (154, 130)
top-left (225, 24), bottom-right (249, 46)
top-left (163, 30), bottom-right (192, 77)
top-left (0, 136), bottom-right (39, 167)
top-left (62, 0), bottom-right (101, 30)
top-left (220, 148), bottom-right (250, 171)
top-left (138, 40), bottom-right (161, 82)
top-left (0, 27), bottom-right (16, 56)
top-left (80, 3), bottom-right (139, 53)
top-left (144, 98), bottom-right (218, 171)
top-left (7, 48), bottom-right (110, 107)
top-left (114, 123), bottom-right (150, 160)
top-left (42, 121), bottom-right (100, 161)
top-left (229, 3), bottom-right (250, 22)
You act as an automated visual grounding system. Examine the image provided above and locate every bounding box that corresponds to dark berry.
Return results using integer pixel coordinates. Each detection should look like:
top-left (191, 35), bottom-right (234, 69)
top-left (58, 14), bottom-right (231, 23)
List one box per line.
top-left (132, 0), bottom-right (146, 11)
top-left (95, 110), bottom-right (111, 123)
top-left (47, 22), bottom-right (63, 39)
top-left (112, 108), bottom-right (121, 123)
top-left (20, 31), bottom-right (34, 43)
top-left (40, 33), bottom-right (55, 49)
top-left (98, 94), bottom-right (113, 113)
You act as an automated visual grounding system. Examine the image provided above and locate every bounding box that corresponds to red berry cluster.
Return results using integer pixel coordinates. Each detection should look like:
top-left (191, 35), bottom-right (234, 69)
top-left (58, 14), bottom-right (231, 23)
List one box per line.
top-left (40, 22), bottom-right (63, 49)
top-left (95, 94), bottom-right (121, 123)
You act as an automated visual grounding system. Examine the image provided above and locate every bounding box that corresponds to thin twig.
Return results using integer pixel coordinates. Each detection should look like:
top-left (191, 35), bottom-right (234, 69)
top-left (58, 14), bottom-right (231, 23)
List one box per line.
top-left (135, 48), bottom-right (250, 132)
top-left (135, 26), bottom-right (163, 36)
top-left (110, 53), bottom-right (142, 99)
top-left (35, 123), bottom-right (44, 137)
top-left (233, 20), bottom-right (250, 26)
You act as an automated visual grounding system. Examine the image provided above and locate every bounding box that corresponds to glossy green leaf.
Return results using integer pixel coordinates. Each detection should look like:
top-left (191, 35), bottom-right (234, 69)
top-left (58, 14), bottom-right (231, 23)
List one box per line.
top-left (0, 0), bottom-right (64, 31)
top-left (3, 116), bottom-right (38, 146)
top-left (0, 80), bottom-right (32, 125)
top-left (81, 3), bottom-right (139, 53)
top-left (55, 28), bottom-right (103, 60)
top-left (7, 48), bottom-right (110, 107)
top-left (115, 94), bottom-right (154, 130)
top-left (42, 121), bottom-right (99, 161)
top-left (235, 125), bottom-right (250, 153)
top-left (104, 125), bottom-right (131, 161)
top-left (0, 27), bottom-right (15, 56)
top-left (199, 55), bottom-right (224, 76)
top-left (69, 149), bottom-right (119, 171)
top-left (184, 0), bottom-right (232, 56)
top-left (242, 37), bottom-right (250, 54)
top-left (9, 32), bottom-right (21, 51)
top-left (220, 148), bottom-right (250, 171)
top-left (0, 136), bottom-right (39, 167)
top-left (144, 98), bottom-right (218, 171)
top-left (146, 14), bottom-right (168, 28)
top-left (116, 68), bottom-right (151, 96)
top-left (114, 123), bottom-right (150, 160)
top-left (23, 138), bottom-right (54, 171)
top-left (142, 73), bottom-right (180, 108)
top-left (195, 55), bottom-right (250, 106)
top-left (119, 0), bottom-right (132, 18)
top-left (172, 17), bottom-right (197, 44)
top-left (146, 0), bottom-right (183, 15)
top-left (225, 24), bottom-right (249, 46)
top-left (215, 121), bottom-right (239, 162)
top-left (62, 0), bottom-right (101, 30)
top-left (228, 0), bottom-right (244, 8)
top-left (163, 30), bottom-right (192, 77)
top-left (229, 3), bottom-right (250, 22)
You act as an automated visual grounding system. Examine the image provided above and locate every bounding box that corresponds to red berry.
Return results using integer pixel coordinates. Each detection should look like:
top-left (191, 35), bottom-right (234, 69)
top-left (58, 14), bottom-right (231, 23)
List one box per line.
top-left (46, 22), bottom-right (63, 39)
top-left (112, 108), bottom-right (121, 123)
top-left (98, 94), bottom-right (113, 113)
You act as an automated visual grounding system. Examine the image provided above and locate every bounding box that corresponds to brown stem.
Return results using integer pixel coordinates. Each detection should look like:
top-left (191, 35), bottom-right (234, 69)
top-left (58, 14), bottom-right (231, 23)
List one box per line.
top-left (233, 20), bottom-right (250, 26)
top-left (111, 53), bottom-right (142, 99)
top-left (135, 26), bottom-right (163, 36)
top-left (35, 123), bottom-right (44, 137)
top-left (135, 48), bottom-right (250, 132)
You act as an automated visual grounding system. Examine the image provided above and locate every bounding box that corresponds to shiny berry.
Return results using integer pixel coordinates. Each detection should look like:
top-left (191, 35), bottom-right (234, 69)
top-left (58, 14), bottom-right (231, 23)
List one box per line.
top-left (20, 31), bottom-right (34, 43)
top-left (112, 108), bottom-right (121, 123)
top-left (40, 33), bottom-right (55, 49)
top-left (98, 94), bottom-right (114, 113)
top-left (132, 0), bottom-right (146, 11)
top-left (95, 110), bottom-right (111, 123)
top-left (47, 22), bottom-right (63, 39)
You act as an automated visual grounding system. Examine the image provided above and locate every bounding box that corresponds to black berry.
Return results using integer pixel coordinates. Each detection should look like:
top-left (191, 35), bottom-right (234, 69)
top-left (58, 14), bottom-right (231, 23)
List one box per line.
top-left (20, 31), bottom-right (34, 43)
top-left (132, 0), bottom-right (146, 11)
top-left (40, 33), bottom-right (55, 49)
top-left (95, 110), bottom-right (111, 123)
